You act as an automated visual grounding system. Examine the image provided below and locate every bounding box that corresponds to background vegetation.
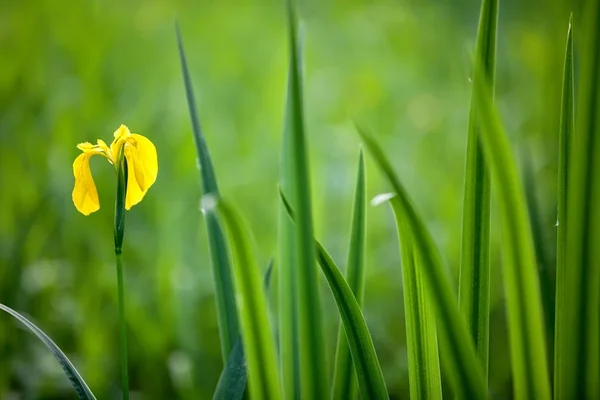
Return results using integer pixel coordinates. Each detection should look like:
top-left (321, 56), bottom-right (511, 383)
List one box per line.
top-left (0, 0), bottom-right (576, 398)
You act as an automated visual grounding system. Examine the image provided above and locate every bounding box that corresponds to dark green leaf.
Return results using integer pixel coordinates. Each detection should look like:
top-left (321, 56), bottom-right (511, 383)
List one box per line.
top-left (0, 303), bottom-right (96, 400)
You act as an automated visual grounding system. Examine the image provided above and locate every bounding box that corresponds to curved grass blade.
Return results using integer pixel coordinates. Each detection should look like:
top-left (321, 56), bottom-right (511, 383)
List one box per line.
top-left (458, 0), bottom-right (498, 381)
top-left (371, 194), bottom-right (442, 400)
top-left (0, 303), bottom-right (96, 400)
top-left (472, 64), bottom-right (551, 399)
top-left (176, 24), bottom-right (239, 362)
top-left (279, 191), bottom-right (389, 400)
top-left (557, 4), bottom-right (600, 398)
top-left (213, 260), bottom-right (275, 400)
top-left (204, 196), bottom-right (281, 400)
top-left (285, 2), bottom-right (327, 398)
top-left (356, 126), bottom-right (487, 399)
top-left (332, 149), bottom-right (367, 400)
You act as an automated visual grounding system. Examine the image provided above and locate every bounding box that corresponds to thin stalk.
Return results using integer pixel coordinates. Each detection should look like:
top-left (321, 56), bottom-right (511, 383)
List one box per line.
top-left (115, 253), bottom-right (129, 400)
top-left (114, 158), bottom-right (129, 400)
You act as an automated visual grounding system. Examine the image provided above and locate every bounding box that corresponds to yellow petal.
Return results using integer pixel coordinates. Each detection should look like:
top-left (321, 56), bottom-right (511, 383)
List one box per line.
top-left (129, 133), bottom-right (158, 188)
top-left (114, 124), bottom-right (131, 139)
top-left (124, 153), bottom-right (148, 210)
top-left (72, 153), bottom-right (100, 215)
top-left (124, 145), bottom-right (146, 191)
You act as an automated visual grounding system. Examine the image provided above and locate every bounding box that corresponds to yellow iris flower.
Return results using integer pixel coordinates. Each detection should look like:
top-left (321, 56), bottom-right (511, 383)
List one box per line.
top-left (72, 124), bottom-right (158, 215)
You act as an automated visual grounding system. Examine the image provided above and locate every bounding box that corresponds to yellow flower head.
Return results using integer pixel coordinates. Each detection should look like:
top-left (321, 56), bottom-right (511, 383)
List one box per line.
top-left (72, 124), bottom-right (158, 215)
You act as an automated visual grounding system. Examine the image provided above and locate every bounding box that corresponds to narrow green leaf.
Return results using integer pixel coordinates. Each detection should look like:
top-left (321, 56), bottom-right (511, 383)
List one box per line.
top-left (176, 24), bottom-right (239, 362)
top-left (557, 4), bottom-right (600, 397)
top-left (356, 126), bottom-right (487, 399)
top-left (278, 20), bottom-right (302, 400)
top-left (0, 303), bottom-right (96, 400)
top-left (285, 2), bottom-right (327, 398)
top-left (458, 0), bottom-right (498, 381)
top-left (205, 196), bottom-right (281, 400)
top-left (332, 149), bottom-right (367, 400)
top-left (279, 191), bottom-right (389, 400)
top-left (213, 261), bottom-right (275, 400)
top-left (372, 194), bottom-right (442, 400)
top-left (472, 65), bottom-right (551, 398)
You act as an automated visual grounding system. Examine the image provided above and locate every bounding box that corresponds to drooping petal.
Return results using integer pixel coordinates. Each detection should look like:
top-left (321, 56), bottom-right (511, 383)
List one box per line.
top-left (72, 153), bottom-right (100, 215)
top-left (124, 145), bottom-right (146, 191)
top-left (124, 153), bottom-right (147, 210)
top-left (129, 133), bottom-right (158, 188)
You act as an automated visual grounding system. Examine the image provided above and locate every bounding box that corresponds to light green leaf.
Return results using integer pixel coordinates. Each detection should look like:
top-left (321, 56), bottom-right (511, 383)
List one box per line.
top-left (472, 61), bottom-right (551, 398)
top-left (0, 303), bottom-right (96, 400)
top-left (205, 196), bottom-right (281, 400)
top-left (332, 149), bottom-right (367, 400)
top-left (279, 191), bottom-right (389, 400)
top-left (357, 126), bottom-right (487, 399)
top-left (557, 4), bottom-right (600, 397)
top-left (372, 194), bottom-right (442, 400)
top-left (213, 261), bottom-right (275, 400)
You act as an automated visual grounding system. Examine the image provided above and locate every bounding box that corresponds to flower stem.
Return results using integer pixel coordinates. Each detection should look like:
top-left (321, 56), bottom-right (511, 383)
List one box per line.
top-left (116, 252), bottom-right (129, 400)
top-left (114, 157), bottom-right (129, 400)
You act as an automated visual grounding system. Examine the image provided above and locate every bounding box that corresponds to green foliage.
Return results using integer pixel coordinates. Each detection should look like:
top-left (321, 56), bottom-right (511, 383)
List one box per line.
top-left (279, 190), bottom-right (389, 400)
top-left (383, 195), bottom-right (442, 400)
top-left (206, 196), bottom-right (281, 400)
top-left (458, 0), bottom-right (497, 381)
top-left (177, 24), bottom-right (240, 364)
top-left (0, 303), bottom-right (96, 399)
top-left (557, 2), bottom-right (600, 397)
top-left (285, 2), bottom-right (328, 398)
top-left (332, 149), bottom-right (367, 400)
top-left (3, 0), bottom-right (599, 399)
top-left (472, 60), bottom-right (551, 399)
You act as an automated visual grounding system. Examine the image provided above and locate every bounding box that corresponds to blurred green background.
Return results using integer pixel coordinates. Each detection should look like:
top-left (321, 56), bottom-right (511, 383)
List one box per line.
top-left (0, 0), bottom-right (574, 398)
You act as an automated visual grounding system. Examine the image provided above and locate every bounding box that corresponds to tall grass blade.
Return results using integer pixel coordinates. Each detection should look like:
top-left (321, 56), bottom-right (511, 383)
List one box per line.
top-left (553, 18), bottom-right (574, 398)
top-left (472, 65), bottom-right (550, 399)
top-left (204, 196), bottom-right (281, 400)
top-left (279, 191), bottom-right (389, 400)
top-left (458, 0), bottom-right (498, 380)
top-left (373, 194), bottom-right (442, 400)
top-left (0, 303), bottom-right (96, 400)
top-left (278, 21), bottom-right (302, 400)
top-left (176, 24), bottom-right (239, 362)
top-left (357, 126), bottom-right (487, 399)
top-left (558, 3), bottom-right (600, 397)
top-left (285, 2), bottom-right (328, 398)
top-left (332, 149), bottom-right (367, 400)
top-left (213, 261), bottom-right (275, 400)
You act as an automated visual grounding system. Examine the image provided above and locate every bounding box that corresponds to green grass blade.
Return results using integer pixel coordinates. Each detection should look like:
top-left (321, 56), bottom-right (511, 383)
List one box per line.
top-left (458, 0), bottom-right (498, 380)
top-left (558, 3), bottom-right (600, 397)
top-left (213, 261), bottom-right (275, 400)
top-left (372, 194), bottom-right (442, 400)
top-left (356, 126), bottom-right (487, 399)
top-left (285, 2), bottom-right (327, 398)
top-left (279, 191), bottom-right (389, 400)
top-left (0, 303), bottom-right (96, 400)
top-left (472, 65), bottom-right (551, 399)
top-left (278, 23), bottom-right (301, 400)
top-left (553, 22), bottom-right (574, 392)
top-left (332, 149), bottom-right (367, 400)
top-left (205, 196), bottom-right (281, 400)
top-left (176, 24), bottom-right (239, 362)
